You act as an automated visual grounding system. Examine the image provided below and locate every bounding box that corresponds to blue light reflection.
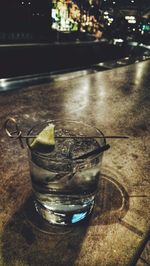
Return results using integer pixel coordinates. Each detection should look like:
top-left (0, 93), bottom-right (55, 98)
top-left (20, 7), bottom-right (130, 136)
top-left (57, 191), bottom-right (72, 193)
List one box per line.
top-left (71, 212), bottom-right (87, 224)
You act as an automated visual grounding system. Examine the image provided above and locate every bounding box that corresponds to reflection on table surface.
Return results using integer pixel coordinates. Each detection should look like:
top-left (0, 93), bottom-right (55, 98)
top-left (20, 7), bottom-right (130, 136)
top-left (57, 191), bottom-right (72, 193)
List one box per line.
top-left (0, 60), bottom-right (150, 266)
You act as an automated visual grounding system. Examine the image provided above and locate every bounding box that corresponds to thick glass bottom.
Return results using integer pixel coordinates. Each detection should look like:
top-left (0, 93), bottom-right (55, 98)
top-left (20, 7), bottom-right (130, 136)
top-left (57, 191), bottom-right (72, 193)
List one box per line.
top-left (34, 199), bottom-right (94, 226)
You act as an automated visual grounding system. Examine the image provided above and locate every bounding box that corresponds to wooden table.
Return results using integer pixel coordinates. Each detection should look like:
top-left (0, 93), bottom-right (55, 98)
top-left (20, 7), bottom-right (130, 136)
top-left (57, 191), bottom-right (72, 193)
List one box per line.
top-left (0, 60), bottom-right (150, 266)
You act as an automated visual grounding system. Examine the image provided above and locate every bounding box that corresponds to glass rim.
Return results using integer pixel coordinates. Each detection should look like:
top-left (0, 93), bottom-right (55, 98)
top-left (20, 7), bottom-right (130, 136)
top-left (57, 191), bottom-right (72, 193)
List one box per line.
top-left (26, 119), bottom-right (106, 160)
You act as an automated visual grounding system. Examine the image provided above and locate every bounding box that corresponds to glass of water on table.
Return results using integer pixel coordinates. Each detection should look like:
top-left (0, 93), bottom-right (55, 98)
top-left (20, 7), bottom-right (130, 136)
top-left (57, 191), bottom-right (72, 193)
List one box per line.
top-left (26, 120), bottom-right (109, 226)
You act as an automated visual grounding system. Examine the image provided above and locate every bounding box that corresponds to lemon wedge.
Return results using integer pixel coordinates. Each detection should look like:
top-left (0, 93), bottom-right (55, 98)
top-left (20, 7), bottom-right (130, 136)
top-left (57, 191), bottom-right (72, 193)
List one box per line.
top-left (30, 123), bottom-right (55, 148)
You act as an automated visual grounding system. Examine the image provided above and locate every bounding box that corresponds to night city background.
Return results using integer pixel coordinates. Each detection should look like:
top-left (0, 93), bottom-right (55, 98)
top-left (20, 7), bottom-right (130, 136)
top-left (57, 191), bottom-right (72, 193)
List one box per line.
top-left (0, 0), bottom-right (149, 80)
top-left (0, 0), bottom-right (149, 43)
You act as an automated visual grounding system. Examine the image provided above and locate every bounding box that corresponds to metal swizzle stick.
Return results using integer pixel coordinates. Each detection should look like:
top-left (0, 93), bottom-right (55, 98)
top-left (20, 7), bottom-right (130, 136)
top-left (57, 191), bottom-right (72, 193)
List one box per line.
top-left (4, 117), bottom-right (129, 148)
top-left (4, 117), bottom-right (24, 148)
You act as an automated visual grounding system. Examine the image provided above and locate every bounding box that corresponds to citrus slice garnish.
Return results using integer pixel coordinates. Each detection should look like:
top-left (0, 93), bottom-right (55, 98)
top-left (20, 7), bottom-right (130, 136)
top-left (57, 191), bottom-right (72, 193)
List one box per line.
top-left (30, 123), bottom-right (55, 149)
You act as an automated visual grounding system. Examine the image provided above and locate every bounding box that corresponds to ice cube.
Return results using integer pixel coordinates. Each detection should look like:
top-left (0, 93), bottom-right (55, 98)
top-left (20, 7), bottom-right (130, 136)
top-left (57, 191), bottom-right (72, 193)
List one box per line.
top-left (66, 167), bottom-right (100, 194)
top-left (30, 161), bottom-right (58, 183)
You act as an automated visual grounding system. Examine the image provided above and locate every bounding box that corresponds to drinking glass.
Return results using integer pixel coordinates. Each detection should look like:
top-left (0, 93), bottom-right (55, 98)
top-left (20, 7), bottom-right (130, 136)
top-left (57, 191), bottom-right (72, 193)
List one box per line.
top-left (26, 120), bottom-right (108, 226)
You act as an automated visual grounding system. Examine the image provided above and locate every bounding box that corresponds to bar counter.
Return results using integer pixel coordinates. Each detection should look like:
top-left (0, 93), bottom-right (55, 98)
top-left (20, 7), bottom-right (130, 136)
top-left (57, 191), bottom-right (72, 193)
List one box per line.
top-left (0, 41), bottom-right (129, 78)
top-left (0, 60), bottom-right (150, 266)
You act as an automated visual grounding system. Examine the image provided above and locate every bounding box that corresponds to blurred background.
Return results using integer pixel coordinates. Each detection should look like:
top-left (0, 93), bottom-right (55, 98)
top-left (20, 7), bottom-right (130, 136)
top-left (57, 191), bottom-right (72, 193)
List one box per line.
top-left (0, 0), bottom-right (149, 80)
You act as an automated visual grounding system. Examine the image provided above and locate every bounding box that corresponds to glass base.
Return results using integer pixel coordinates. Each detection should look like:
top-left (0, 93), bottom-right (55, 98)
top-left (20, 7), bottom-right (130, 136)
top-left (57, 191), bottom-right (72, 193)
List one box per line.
top-left (34, 198), bottom-right (94, 226)
top-left (24, 196), bottom-right (93, 234)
